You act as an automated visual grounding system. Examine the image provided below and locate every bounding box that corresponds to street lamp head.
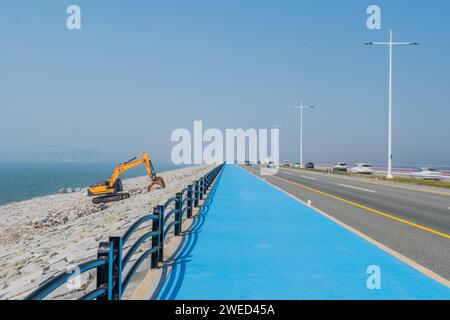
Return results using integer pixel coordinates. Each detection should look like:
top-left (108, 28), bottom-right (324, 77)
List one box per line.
top-left (409, 42), bottom-right (419, 46)
top-left (294, 104), bottom-right (315, 110)
top-left (364, 42), bottom-right (374, 45)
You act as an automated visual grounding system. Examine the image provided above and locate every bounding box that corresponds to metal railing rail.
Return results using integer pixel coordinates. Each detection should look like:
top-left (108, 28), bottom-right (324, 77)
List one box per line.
top-left (25, 241), bottom-right (114, 300)
top-left (24, 163), bottom-right (225, 300)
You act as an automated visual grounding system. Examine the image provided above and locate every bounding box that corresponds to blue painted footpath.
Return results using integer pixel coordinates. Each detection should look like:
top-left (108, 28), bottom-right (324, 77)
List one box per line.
top-left (157, 165), bottom-right (450, 300)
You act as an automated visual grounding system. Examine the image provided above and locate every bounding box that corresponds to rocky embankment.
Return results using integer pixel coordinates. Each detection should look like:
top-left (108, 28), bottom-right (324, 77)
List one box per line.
top-left (0, 165), bottom-right (211, 300)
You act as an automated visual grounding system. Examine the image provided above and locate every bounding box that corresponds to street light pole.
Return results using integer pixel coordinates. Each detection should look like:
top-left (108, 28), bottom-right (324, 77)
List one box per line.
top-left (300, 106), bottom-right (303, 167)
top-left (365, 30), bottom-right (418, 179)
top-left (388, 31), bottom-right (393, 179)
top-left (294, 101), bottom-right (315, 168)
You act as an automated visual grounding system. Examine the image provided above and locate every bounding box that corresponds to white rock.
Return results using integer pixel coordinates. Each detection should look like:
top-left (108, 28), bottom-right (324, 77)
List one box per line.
top-left (61, 214), bottom-right (69, 224)
top-left (68, 212), bottom-right (78, 221)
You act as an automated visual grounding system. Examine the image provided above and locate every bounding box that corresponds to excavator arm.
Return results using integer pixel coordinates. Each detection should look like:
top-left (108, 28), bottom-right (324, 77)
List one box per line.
top-left (108, 157), bottom-right (145, 188)
top-left (142, 152), bottom-right (166, 190)
top-left (107, 152), bottom-right (165, 190)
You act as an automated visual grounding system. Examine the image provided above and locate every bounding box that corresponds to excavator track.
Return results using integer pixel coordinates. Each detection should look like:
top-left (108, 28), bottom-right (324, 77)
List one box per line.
top-left (92, 193), bottom-right (130, 204)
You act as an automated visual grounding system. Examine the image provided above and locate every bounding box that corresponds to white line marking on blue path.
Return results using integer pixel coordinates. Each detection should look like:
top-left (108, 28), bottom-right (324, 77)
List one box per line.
top-left (337, 183), bottom-right (377, 193)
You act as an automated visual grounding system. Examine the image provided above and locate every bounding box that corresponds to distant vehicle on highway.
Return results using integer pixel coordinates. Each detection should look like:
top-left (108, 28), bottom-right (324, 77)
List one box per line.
top-left (333, 162), bottom-right (348, 172)
top-left (305, 162), bottom-right (315, 169)
top-left (282, 160), bottom-right (291, 167)
top-left (244, 161), bottom-right (252, 166)
top-left (350, 163), bottom-right (374, 174)
top-left (294, 163), bottom-right (301, 168)
top-left (410, 168), bottom-right (442, 180)
top-left (267, 161), bottom-right (276, 168)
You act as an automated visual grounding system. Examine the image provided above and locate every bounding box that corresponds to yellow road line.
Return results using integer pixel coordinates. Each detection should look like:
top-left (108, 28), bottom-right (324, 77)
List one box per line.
top-left (269, 174), bottom-right (450, 240)
top-left (280, 167), bottom-right (450, 197)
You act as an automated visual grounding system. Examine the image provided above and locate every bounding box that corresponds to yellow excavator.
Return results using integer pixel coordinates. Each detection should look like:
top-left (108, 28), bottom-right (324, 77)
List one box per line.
top-left (88, 152), bottom-right (166, 204)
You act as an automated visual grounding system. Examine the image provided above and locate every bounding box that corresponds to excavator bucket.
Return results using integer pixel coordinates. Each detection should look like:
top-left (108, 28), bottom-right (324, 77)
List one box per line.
top-left (147, 176), bottom-right (166, 192)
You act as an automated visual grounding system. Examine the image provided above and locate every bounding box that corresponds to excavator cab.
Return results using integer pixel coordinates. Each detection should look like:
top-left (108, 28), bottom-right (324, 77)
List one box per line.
top-left (89, 178), bottom-right (123, 193)
top-left (112, 178), bottom-right (124, 193)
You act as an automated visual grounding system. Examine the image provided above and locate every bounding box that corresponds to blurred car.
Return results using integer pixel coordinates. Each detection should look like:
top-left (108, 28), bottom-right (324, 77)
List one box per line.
top-left (282, 160), bottom-right (291, 167)
top-left (305, 162), bottom-right (315, 169)
top-left (244, 160), bottom-right (252, 166)
top-left (333, 162), bottom-right (348, 172)
top-left (267, 161), bottom-right (276, 168)
top-left (350, 163), bottom-right (374, 174)
top-left (294, 163), bottom-right (301, 168)
top-left (410, 168), bottom-right (442, 180)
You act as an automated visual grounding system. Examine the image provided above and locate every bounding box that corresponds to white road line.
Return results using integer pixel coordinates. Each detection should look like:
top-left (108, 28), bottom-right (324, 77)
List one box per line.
top-left (281, 170), bottom-right (317, 180)
top-left (337, 183), bottom-right (376, 193)
top-left (300, 176), bottom-right (317, 181)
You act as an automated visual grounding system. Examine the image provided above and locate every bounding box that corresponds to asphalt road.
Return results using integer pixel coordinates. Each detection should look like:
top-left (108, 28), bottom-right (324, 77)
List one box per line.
top-left (243, 165), bottom-right (450, 281)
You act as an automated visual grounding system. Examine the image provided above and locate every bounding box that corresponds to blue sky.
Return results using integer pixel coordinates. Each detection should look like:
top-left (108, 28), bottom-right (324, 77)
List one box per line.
top-left (0, 0), bottom-right (449, 166)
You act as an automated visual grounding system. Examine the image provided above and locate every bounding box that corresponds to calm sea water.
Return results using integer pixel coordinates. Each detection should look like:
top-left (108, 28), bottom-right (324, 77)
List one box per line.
top-left (0, 162), bottom-right (176, 206)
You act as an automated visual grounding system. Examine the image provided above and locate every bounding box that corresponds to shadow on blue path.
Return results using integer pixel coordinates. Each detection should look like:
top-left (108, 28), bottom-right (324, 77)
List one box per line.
top-left (156, 165), bottom-right (450, 300)
top-left (154, 172), bottom-right (222, 300)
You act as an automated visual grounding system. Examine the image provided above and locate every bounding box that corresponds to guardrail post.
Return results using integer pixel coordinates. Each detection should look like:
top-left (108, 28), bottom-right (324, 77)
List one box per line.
top-left (187, 185), bottom-right (193, 219)
top-left (207, 174), bottom-right (212, 188)
top-left (157, 205), bottom-right (165, 263)
top-left (175, 192), bottom-right (182, 236)
top-left (194, 180), bottom-right (199, 207)
top-left (151, 206), bottom-right (162, 268)
top-left (199, 178), bottom-right (204, 200)
top-left (109, 236), bottom-right (123, 300)
top-left (158, 206), bottom-right (166, 262)
top-left (97, 241), bottom-right (113, 300)
top-left (203, 177), bottom-right (207, 195)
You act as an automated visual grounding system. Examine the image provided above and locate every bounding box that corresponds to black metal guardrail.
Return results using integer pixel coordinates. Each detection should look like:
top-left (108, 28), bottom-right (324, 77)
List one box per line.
top-left (24, 164), bottom-right (225, 300)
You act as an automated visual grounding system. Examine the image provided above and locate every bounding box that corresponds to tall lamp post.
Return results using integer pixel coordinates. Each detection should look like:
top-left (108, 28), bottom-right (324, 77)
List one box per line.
top-left (365, 30), bottom-right (419, 179)
top-left (294, 101), bottom-right (315, 168)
